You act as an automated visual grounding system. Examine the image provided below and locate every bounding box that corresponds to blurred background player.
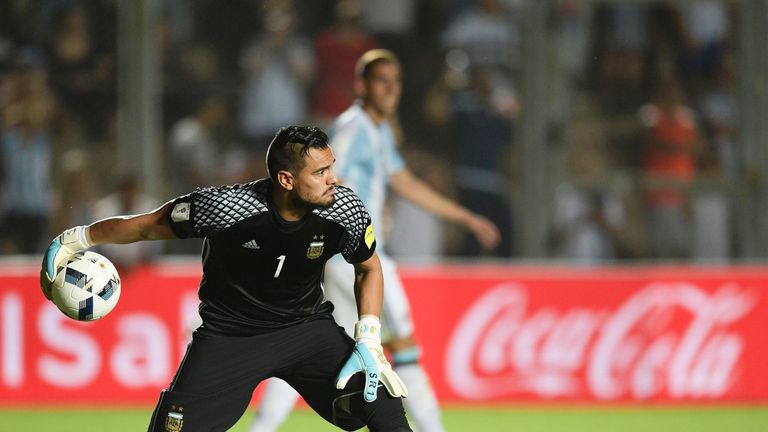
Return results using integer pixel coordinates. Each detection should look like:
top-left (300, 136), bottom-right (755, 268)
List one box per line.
top-left (238, 2), bottom-right (314, 155)
top-left (251, 49), bottom-right (500, 432)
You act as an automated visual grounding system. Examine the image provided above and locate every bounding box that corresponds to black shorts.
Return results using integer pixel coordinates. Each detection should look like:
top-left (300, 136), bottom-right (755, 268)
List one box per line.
top-left (147, 317), bottom-right (410, 432)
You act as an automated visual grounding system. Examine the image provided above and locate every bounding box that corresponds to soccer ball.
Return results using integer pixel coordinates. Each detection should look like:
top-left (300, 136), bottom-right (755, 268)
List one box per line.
top-left (51, 251), bottom-right (121, 321)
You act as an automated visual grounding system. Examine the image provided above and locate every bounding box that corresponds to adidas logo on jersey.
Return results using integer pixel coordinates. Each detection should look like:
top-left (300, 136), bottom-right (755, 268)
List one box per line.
top-left (242, 240), bottom-right (261, 250)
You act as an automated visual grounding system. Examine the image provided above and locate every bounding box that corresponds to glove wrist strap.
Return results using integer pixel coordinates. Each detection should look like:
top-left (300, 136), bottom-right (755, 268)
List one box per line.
top-left (354, 315), bottom-right (381, 345)
top-left (60, 225), bottom-right (93, 251)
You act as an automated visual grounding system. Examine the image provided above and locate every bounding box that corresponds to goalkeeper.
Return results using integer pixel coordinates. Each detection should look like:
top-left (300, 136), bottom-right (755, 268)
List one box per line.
top-left (40, 126), bottom-right (411, 432)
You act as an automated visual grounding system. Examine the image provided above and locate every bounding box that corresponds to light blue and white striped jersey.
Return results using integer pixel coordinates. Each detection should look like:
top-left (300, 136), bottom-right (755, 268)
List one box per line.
top-left (1, 129), bottom-right (52, 214)
top-left (328, 103), bottom-right (405, 247)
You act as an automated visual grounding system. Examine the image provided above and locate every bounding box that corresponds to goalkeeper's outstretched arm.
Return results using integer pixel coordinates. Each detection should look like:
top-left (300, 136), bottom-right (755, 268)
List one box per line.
top-left (40, 201), bottom-right (178, 300)
top-left (88, 200), bottom-right (178, 245)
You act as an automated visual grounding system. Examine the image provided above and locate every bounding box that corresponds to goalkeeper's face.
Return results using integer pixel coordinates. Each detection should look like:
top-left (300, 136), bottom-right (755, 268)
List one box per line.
top-left (293, 147), bottom-right (338, 209)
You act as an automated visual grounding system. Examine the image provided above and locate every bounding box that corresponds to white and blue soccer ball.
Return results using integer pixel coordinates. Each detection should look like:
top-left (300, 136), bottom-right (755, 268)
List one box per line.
top-left (51, 251), bottom-right (121, 321)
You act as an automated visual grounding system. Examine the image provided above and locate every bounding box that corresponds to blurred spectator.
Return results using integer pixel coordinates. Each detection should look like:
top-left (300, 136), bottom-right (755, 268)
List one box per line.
top-left (159, 0), bottom-right (220, 132)
top-left (691, 184), bottom-right (731, 262)
top-left (698, 55), bottom-right (737, 182)
top-left (422, 51), bottom-right (516, 257)
top-left (637, 76), bottom-right (704, 259)
top-left (310, 0), bottom-right (377, 127)
top-left (92, 172), bottom-right (163, 271)
top-left (551, 142), bottom-right (626, 264)
top-left (168, 91), bottom-right (231, 196)
top-left (437, 2), bottom-right (521, 260)
top-left (441, 0), bottom-right (522, 74)
top-left (359, 0), bottom-right (415, 55)
top-left (0, 64), bottom-right (57, 254)
top-left (45, 2), bottom-right (116, 143)
top-left (51, 149), bottom-right (99, 235)
top-left (168, 90), bottom-right (254, 254)
top-left (0, 2), bottom-right (32, 70)
top-left (160, 0), bottom-right (194, 46)
top-left (551, 0), bottom-right (591, 126)
top-left (689, 56), bottom-right (736, 262)
top-left (593, 4), bottom-right (650, 114)
top-left (191, 0), bottom-right (260, 74)
top-left (674, 1), bottom-right (730, 95)
top-left (238, 1), bottom-right (314, 153)
top-left (451, 68), bottom-right (517, 257)
top-left (360, 0), bottom-right (415, 37)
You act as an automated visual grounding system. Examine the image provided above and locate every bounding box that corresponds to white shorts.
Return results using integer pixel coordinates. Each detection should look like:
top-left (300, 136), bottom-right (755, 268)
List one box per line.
top-left (323, 253), bottom-right (414, 341)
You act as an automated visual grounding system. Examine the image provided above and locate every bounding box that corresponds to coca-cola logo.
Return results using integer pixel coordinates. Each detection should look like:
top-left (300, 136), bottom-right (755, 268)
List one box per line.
top-left (445, 283), bottom-right (755, 400)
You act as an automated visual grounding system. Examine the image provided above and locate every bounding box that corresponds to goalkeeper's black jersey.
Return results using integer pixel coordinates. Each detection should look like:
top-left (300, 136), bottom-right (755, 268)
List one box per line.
top-left (166, 178), bottom-right (376, 335)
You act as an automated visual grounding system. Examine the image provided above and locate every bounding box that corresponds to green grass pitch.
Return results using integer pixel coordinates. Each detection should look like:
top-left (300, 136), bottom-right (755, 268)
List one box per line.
top-left (1, 405), bottom-right (767, 431)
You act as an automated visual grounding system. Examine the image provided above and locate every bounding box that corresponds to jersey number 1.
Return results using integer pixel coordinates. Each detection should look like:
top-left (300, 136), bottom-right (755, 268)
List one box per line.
top-left (273, 255), bottom-right (286, 278)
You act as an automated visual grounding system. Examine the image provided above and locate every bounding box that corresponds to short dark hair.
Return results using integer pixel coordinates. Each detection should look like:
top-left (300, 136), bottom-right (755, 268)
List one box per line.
top-left (266, 125), bottom-right (329, 180)
top-left (355, 49), bottom-right (400, 79)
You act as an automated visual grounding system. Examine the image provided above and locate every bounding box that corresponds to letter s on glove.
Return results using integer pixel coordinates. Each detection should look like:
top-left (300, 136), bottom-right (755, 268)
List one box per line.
top-left (334, 316), bottom-right (408, 402)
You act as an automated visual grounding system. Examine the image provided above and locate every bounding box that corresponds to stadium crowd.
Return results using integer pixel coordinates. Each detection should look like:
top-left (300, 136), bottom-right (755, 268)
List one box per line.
top-left (0, 0), bottom-right (738, 264)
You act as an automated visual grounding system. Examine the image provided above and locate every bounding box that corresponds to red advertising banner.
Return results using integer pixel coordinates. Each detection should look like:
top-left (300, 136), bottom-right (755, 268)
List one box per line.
top-left (0, 262), bottom-right (204, 405)
top-left (404, 266), bottom-right (768, 404)
top-left (1, 261), bottom-right (767, 405)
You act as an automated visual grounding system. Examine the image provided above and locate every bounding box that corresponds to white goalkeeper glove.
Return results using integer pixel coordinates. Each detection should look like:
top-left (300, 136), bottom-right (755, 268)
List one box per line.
top-left (40, 226), bottom-right (93, 300)
top-left (335, 315), bottom-right (408, 402)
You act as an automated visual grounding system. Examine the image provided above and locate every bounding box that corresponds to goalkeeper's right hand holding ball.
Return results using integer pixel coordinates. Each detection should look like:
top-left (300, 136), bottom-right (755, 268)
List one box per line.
top-left (40, 225), bottom-right (93, 300)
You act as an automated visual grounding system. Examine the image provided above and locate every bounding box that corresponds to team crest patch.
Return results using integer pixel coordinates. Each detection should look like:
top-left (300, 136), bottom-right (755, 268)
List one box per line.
top-left (164, 408), bottom-right (184, 432)
top-left (307, 235), bottom-right (324, 259)
top-left (365, 224), bottom-right (375, 249)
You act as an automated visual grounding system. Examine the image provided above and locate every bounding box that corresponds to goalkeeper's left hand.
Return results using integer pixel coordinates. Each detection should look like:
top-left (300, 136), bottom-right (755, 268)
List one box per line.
top-left (40, 226), bottom-right (93, 300)
top-left (335, 315), bottom-right (408, 402)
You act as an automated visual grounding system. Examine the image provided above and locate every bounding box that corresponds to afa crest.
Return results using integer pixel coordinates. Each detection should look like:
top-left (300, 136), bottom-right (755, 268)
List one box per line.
top-left (307, 235), bottom-right (324, 259)
top-left (165, 410), bottom-right (184, 432)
